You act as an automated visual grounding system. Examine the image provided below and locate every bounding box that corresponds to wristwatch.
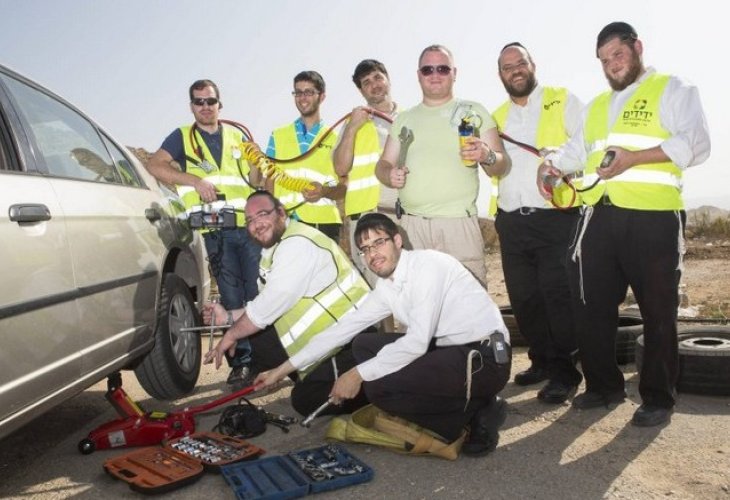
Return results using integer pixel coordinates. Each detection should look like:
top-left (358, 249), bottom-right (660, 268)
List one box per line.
top-left (481, 149), bottom-right (497, 167)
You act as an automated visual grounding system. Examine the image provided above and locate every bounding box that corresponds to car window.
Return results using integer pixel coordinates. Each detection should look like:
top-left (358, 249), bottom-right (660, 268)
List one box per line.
top-left (0, 73), bottom-right (119, 183)
top-left (101, 134), bottom-right (142, 187)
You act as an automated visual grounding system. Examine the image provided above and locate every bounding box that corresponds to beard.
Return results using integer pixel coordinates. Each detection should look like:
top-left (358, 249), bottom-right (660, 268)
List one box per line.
top-left (606, 50), bottom-right (643, 91)
top-left (501, 71), bottom-right (537, 99)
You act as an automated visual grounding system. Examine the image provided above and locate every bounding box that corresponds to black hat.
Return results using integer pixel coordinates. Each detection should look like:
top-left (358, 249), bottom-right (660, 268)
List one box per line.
top-left (596, 22), bottom-right (638, 55)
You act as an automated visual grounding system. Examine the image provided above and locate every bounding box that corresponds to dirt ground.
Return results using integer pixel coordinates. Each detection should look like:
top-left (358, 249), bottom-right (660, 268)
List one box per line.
top-left (0, 238), bottom-right (728, 499)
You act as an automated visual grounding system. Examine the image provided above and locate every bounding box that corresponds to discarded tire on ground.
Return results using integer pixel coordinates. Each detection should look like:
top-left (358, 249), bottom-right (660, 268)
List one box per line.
top-left (499, 306), bottom-right (527, 347)
top-left (635, 326), bottom-right (730, 396)
top-left (616, 312), bottom-right (644, 365)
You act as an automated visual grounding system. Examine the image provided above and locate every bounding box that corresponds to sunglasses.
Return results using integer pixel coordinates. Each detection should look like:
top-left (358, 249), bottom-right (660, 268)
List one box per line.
top-left (191, 97), bottom-right (219, 106)
top-left (419, 65), bottom-right (452, 76)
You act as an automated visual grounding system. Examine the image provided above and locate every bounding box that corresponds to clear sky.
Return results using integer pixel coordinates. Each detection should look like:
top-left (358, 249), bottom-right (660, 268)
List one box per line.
top-left (1, 0), bottom-right (725, 210)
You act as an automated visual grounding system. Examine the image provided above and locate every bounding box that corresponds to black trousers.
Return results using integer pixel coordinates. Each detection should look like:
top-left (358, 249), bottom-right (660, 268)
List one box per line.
top-left (495, 209), bottom-right (582, 385)
top-left (567, 204), bottom-right (683, 408)
top-left (249, 325), bottom-right (368, 416)
top-left (352, 332), bottom-right (511, 442)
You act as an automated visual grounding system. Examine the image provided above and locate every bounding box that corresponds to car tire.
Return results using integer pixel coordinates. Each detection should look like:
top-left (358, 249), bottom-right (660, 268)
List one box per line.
top-left (135, 274), bottom-right (201, 400)
top-left (635, 326), bottom-right (730, 396)
top-left (616, 312), bottom-right (644, 365)
top-left (500, 306), bottom-right (527, 347)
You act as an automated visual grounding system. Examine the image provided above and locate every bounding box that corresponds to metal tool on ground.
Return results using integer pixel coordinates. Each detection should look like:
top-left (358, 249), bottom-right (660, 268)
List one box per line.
top-left (301, 398), bottom-right (334, 428)
top-left (77, 372), bottom-right (257, 454)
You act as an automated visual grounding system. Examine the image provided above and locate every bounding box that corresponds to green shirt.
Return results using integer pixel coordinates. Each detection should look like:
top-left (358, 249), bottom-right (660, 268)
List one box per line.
top-left (391, 99), bottom-right (495, 217)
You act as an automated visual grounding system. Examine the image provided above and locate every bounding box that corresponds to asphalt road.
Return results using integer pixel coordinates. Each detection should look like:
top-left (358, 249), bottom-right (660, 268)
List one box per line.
top-left (1, 348), bottom-right (728, 499)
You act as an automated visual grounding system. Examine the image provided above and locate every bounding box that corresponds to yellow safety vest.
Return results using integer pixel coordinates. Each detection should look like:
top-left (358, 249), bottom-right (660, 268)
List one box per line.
top-left (178, 124), bottom-right (255, 229)
top-left (259, 220), bottom-right (370, 377)
top-left (582, 73), bottom-right (681, 209)
top-left (344, 120), bottom-right (381, 216)
top-left (271, 123), bottom-right (341, 224)
top-left (489, 87), bottom-right (579, 215)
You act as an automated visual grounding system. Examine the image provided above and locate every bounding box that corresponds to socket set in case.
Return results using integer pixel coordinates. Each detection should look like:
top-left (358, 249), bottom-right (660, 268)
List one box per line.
top-left (221, 443), bottom-right (373, 499)
top-left (103, 432), bottom-right (265, 494)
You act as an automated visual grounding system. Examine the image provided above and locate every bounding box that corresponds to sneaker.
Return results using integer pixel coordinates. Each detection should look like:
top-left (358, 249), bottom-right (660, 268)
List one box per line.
top-left (226, 365), bottom-right (255, 388)
top-left (571, 390), bottom-right (626, 410)
top-left (537, 380), bottom-right (578, 404)
top-left (631, 404), bottom-right (673, 427)
top-left (513, 366), bottom-right (549, 386)
top-left (462, 396), bottom-right (508, 457)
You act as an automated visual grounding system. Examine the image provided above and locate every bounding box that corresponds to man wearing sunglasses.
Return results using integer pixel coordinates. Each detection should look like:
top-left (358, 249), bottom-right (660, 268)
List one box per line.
top-left (332, 59), bottom-right (399, 287)
top-left (266, 71), bottom-right (346, 242)
top-left (147, 79), bottom-right (262, 390)
top-left (254, 213), bottom-right (511, 457)
top-left (375, 45), bottom-right (510, 288)
top-left (490, 43), bottom-right (584, 405)
top-left (203, 191), bottom-right (371, 418)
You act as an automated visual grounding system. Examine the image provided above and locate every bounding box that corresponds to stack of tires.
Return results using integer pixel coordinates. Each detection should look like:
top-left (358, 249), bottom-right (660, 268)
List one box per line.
top-left (636, 326), bottom-right (730, 396)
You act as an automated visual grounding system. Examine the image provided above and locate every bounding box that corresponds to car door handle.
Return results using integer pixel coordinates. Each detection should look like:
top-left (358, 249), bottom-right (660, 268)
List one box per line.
top-left (145, 207), bottom-right (162, 222)
top-left (9, 204), bottom-right (51, 223)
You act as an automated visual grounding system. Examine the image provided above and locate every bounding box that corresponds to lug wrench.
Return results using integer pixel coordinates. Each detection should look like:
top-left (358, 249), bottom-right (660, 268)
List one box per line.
top-left (301, 398), bottom-right (334, 428)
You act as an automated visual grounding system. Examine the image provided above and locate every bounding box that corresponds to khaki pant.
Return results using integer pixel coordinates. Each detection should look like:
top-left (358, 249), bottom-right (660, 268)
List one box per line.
top-left (400, 214), bottom-right (487, 288)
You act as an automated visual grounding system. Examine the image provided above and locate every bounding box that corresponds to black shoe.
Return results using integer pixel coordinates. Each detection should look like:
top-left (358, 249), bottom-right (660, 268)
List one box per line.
top-left (631, 404), bottom-right (673, 427)
top-left (571, 390), bottom-right (626, 410)
top-left (227, 365), bottom-right (255, 388)
top-left (462, 397), bottom-right (508, 457)
top-left (514, 366), bottom-right (548, 386)
top-left (537, 380), bottom-right (578, 404)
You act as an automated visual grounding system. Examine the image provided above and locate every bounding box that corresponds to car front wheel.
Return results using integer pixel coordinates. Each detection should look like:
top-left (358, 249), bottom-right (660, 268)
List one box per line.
top-left (135, 274), bottom-right (201, 400)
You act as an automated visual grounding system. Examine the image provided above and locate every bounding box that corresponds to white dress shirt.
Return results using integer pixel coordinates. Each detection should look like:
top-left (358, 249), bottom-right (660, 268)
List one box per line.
top-left (552, 67), bottom-right (711, 174)
top-left (288, 249), bottom-right (508, 381)
top-left (246, 221), bottom-right (339, 329)
top-left (497, 85), bottom-right (583, 211)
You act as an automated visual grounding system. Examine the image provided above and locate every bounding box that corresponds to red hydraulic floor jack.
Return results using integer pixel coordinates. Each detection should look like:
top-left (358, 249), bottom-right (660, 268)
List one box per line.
top-left (78, 372), bottom-right (256, 454)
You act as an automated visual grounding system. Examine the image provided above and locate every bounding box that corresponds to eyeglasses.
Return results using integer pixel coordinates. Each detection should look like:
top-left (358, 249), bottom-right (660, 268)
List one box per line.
top-left (357, 237), bottom-right (392, 257)
top-left (419, 65), bottom-right (452, 76)
top-left (191, 97), bottom-right (219, 106)
top-left (246, 208), bottom-right (276, 225)
top-left (292, 89), bottom-right (320, 98)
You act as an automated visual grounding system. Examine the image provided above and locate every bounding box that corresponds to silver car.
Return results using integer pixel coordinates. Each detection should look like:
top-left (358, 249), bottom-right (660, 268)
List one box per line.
top-left (0, 64), bottom-right (209, 440)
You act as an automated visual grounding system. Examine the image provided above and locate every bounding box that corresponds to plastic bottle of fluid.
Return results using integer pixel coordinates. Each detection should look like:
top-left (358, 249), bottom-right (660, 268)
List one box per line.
top-left (458, 118), bottom-right (476, 167)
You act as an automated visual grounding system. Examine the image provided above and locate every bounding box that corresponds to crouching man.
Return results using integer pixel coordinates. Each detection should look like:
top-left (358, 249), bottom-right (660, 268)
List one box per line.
top-left (203, 190), bottom-right (371, 417)
top-left (256, 213), bottom-right (511, 456)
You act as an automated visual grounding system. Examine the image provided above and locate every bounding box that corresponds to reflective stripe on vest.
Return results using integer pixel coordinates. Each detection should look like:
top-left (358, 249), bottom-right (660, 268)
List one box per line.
top-left (345, 121), bottom-right (381, 215)
top-left (489, 87), bottom-right (577, 215)
top-left (271, 124), bottom-right (341, 224)
top-left (180, 124), bottom-right (254, 229)
top-left (259, 221), bottom-right (370, 377)
top-left (582, 73), bottom-right (681, 209)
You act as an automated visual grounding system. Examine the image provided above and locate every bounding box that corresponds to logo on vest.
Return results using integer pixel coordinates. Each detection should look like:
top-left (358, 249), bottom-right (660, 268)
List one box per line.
top-left (622, 99), bottom-right (652, 126)
top-left (543, 99), bottom-right (561, 110)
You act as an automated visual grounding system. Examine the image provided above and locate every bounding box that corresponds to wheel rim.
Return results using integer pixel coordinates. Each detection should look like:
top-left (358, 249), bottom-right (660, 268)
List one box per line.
top-left (168, 292), bottom-right (198, 372)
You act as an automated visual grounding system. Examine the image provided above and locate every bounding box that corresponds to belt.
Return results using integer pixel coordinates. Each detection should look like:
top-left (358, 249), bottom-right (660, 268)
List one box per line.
top-left (498, 207), bottom-right (580, 216)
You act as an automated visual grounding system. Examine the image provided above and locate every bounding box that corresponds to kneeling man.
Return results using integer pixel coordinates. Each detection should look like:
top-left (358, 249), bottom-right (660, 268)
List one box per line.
top-left (256, 213), bottom-right (511, 456)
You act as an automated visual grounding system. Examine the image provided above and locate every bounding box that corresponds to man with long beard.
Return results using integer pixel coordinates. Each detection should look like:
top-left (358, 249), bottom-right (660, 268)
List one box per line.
top-left (490, 43), bottom-right (584, 404)
top-left (538, 22), bottom-right (711, 426)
